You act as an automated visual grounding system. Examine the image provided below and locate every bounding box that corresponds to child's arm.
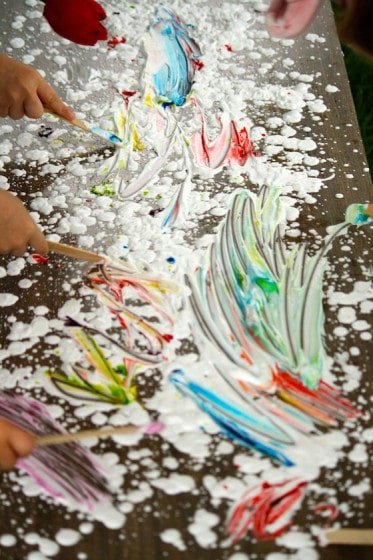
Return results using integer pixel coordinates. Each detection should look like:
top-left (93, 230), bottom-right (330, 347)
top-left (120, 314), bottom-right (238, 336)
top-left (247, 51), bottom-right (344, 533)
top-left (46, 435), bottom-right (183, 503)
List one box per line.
top-left (0, 189), bottom-right (48, 256)
top-left (0, 53), bottom-right (75, 121)
top-left (0, 419), bottom-right (35, 470)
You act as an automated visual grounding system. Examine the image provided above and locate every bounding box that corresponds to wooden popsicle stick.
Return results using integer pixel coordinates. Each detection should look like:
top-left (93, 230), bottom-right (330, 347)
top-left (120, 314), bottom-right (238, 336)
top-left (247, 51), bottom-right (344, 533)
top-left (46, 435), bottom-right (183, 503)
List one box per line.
top-left (47, 240), bottom-right (104, 263)
top-left (65, 116), bottom-right (91, 133)
top-left (36, 424), bottom-right (142, 447)
top-left (326, 528), bottom-right (373, 545)
top-left (43, 105), bottom-right (123, 146)
top-left (43, 105), bottom-right (90, 133)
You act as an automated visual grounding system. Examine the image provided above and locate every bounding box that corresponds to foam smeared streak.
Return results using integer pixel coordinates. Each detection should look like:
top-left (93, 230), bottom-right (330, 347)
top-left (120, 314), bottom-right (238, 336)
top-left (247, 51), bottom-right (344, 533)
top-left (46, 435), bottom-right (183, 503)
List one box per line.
top-left (190, 99), bottom-right (256, 169)
top-left (170, 368), bottom-right (294, 466)
top-left (226, 478), bottom-right (307, 543)
top-left (48, 317), bottom-right (140, 404)
top-left (92, 8), bottom-right (256, 225)
top-left (48, 257), bottom-right (180, 404)
top-left (170, 188), bottom-right (366, 465)
top-left (118, 109), bottom-right (178, 199)
top-left (188, 187), bottom-right (368, 389)
top-left (143, 7), bottom-right (201, 106)
top-left (84, 257), bottom-right (179, 353)
top-left (0, 391), bottom-right (112, 511)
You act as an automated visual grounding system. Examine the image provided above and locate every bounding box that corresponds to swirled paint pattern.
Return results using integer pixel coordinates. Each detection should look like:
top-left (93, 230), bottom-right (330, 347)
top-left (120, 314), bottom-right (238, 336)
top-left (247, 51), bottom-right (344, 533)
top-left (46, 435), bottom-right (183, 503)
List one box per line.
top-left (48, 257), bottom-right (180, 403)
top-left (0, 391), bottom-right (112, 510)
top-left (170, 188), bottom-right (370, 466)
top-left (94, 7), bottom-right (256, 226)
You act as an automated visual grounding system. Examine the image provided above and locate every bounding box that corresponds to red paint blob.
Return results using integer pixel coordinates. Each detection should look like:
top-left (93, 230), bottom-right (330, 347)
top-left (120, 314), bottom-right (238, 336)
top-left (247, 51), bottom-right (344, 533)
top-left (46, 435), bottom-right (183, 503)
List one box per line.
top-left (194, 60), bottom-right (204, 71)
top-left (162, 334), bottom-right (174, 343)
top-left (108, 35), bottom-right (126, 49)
top-left (32, 254), bottom-right (50, 265)
top-left (122, 90), bottom-right (137, 98)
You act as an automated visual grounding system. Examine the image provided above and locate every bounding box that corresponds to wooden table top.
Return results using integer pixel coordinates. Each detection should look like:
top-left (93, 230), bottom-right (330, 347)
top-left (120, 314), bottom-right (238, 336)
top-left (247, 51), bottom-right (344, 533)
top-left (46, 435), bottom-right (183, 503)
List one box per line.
top-left (0, 1), bottom-right (372, 559)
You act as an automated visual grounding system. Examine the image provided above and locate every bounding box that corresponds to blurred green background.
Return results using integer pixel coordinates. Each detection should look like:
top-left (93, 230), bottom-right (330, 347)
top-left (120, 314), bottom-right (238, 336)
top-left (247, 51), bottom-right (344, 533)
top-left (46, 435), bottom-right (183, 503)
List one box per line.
top-left (344, 45), bottom-right (373, 180)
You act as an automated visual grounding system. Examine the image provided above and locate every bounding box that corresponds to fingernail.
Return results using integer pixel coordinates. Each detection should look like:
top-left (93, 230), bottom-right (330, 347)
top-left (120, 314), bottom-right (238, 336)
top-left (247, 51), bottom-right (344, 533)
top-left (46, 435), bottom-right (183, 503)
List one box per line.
top-left (66, 107), bottom-right (76, 119)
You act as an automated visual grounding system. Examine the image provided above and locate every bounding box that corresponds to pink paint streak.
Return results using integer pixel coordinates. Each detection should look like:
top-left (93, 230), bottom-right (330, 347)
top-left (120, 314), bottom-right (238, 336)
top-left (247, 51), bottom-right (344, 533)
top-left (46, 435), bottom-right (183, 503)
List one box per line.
top-left (190, 100), bottom-right (256, 169)
top-left (0, 391), bottom-right (111, 510)
top-left (143, 421), bottom-right (165, 435)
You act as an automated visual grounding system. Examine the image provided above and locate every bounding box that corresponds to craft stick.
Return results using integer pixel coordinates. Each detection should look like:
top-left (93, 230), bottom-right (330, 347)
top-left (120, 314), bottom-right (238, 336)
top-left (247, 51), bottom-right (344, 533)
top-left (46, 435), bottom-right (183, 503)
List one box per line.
top-left (43, 105), bottom-right (123, 146)
top-left (326, 528), bottom-right (373, 545)
top-left (36, 421), bottom-right (164, 447)
top-left (47, 240), bottom-right (104, 263)
top-left (43, 104), bottom-right (91, 132)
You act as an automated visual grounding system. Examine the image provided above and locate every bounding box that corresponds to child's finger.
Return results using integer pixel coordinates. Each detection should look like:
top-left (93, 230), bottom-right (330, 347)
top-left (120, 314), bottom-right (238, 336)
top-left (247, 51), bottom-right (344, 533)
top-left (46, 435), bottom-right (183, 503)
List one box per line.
top-left (0, 420), bottom-right (35, 470)
top-left (9, 429), bottom-right (35, 459)
top-left (9, 242), bottom-right (28, 257)
top-left (0, 447), bottom-right (17, 471)
top-left (23, 95), bottom-right (45, 119)
top-left (8, 101), bottom-right (26, 120)
top-left (38, 81), bottom-right (75, 121)
top-left (28, 226), bottom-right (49, 256)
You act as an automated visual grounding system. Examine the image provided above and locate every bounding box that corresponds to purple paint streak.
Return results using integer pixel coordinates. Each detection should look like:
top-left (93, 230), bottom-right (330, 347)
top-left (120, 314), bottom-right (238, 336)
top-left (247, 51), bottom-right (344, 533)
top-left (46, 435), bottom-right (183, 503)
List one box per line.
top-left (0, 391), bottom-right (112, 510)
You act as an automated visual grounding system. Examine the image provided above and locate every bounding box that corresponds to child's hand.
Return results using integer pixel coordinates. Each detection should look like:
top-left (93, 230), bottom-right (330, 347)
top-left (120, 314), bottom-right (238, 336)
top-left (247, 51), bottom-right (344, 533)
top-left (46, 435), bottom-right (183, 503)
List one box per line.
top-left (0, 189), bottom-right (49, 256)
top-left (0, 54), bottom-right (75, 121)
top-left (0, 419), bottom-right (34, 470)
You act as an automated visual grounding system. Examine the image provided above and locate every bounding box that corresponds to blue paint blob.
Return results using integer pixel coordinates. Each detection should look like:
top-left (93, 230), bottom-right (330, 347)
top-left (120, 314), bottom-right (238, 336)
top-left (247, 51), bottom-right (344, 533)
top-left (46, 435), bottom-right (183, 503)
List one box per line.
top-left (91, 125), bottom-right (123, 145)
top-left (147, 8), bottom-right (202, 107)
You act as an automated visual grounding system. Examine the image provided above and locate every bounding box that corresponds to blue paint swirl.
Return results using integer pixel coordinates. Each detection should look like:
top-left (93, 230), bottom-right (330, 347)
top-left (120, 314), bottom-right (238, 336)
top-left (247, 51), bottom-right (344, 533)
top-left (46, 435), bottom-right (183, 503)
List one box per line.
top-left (170, 368), bottom-right (294, 466)
top-left (145, 8), bottom-right (202, 106)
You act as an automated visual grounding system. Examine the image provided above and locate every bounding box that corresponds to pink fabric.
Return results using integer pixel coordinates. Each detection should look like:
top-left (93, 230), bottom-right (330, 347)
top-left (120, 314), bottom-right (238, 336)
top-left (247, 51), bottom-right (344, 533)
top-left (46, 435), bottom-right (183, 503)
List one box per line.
top-left (266, 0), bottom-right (324, 38)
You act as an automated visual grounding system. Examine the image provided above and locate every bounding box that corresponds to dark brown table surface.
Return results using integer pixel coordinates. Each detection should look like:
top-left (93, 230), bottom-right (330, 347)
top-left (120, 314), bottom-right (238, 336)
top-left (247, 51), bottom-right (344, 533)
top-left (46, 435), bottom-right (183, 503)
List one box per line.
top-left (0, 1), bottom-right (372, 559)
